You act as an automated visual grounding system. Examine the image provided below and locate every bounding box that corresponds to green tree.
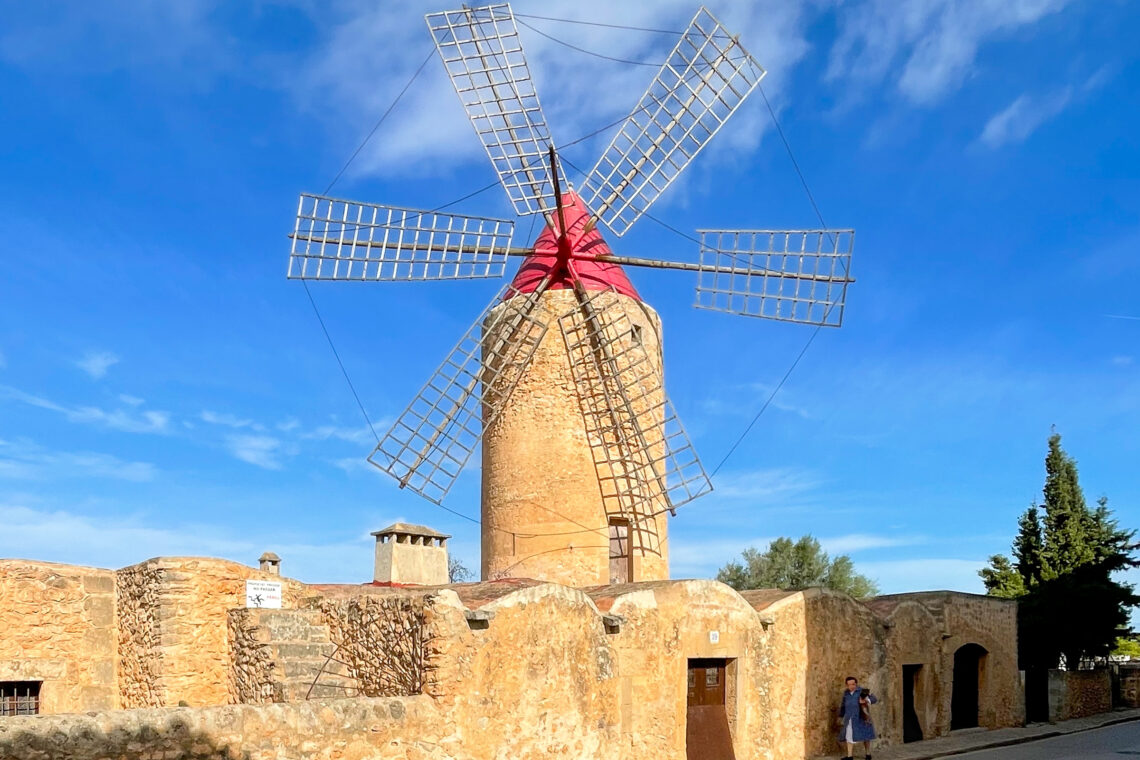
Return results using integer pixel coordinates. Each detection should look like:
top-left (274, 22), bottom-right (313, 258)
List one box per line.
top-left (716, 535), bottom-right (879, 599)
top-left (981, 432), bottom-right (1139, 668)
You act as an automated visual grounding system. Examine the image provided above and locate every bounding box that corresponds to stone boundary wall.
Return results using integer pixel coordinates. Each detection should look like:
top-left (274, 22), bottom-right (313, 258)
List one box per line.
top-left (227, 609), bottom-right (277, 704)
top-left (116, 560), bottom-right (165, 708)
top-left (1049, 668), bottom-right (1112, 721)
top-left (114, 558), bottom-right (308, 709)
top-left (0, 560), bottom-right (118, 714)
top-left (0, 696), bottom-right (457, 760)
top-left (317, 595), bottom-right (426, 697)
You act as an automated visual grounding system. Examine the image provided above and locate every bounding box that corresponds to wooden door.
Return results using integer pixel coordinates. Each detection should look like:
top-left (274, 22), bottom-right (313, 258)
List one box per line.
top-left (608, 518), bottom-right (632, 584)
top-left (686, 659), bottom-right (735, 760)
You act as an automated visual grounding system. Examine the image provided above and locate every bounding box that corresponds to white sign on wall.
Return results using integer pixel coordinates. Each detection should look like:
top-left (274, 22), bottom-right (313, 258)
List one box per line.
top-left (709, 630), bottom-right (720, 644)
top-left (246, 580), bottom-right (282, 609)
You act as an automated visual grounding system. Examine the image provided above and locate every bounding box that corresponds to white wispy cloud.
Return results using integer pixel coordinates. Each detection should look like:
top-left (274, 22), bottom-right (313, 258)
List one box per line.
top-left (304, 424), bottom-right (377, 446)
top-left (0, 385), bottom-right (170, 434)
top-left (0, 502), bottom-right (386, 584)
top-left (856, 558), bottom-right (988, 595)
top-left (711, 467), bottom-right (820, 501)
top-left (225, 434), bottom-right (284, 470)
top-left (118, 394), bottom-right (145, 406)
top-left (200, 410), bottom-right (262, 430)
top-left (0, 440), bottom-right (156, 482)
top-left (0, 348), bottom-right (6, 369)
top-left (1111, 356), bottom-right (1133, 367)
top-left (291, 0), bottom-right (810, 192)
top-left (820, 534), bottom-right (926, 554)
top-left (979, 91), bottom-right (1068, 147)
top-left (76, 350), bottom-right (120, 379)
top-left (828, 0), bottom-right (1073, 105)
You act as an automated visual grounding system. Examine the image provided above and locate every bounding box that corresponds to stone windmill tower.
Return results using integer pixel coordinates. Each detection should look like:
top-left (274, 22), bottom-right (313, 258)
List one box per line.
top-left (288, 4), bottom-right (855, 587)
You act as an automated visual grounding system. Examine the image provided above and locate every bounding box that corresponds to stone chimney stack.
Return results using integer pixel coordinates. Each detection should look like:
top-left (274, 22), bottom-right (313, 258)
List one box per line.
top-left (371, 523), bottom-right (450, 585)
top-left (258, 552), bottom-right (281, 576)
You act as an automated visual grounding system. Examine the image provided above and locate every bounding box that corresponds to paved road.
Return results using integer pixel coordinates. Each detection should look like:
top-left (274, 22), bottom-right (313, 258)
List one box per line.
top-left (952, 720), bottom-right (1140, 759)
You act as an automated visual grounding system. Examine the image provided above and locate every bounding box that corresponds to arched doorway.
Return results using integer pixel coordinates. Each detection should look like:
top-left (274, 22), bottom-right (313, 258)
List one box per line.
top-left (951, 643), bottom-right (988, 730)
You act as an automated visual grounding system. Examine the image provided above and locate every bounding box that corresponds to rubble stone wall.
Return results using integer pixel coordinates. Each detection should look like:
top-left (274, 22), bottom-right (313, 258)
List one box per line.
top-left (317, 595), bottom-right (426, 697)
top-left (227, 608), bottom-right (277, 704)
top-left (0, 696), bottom-right (459, 760)
top-left (1049, 668), bottom-right (1112, 721)
top-left (0, 560), bottom-right (118, 714)
top-left (116, 560), bottom-right (165, 708)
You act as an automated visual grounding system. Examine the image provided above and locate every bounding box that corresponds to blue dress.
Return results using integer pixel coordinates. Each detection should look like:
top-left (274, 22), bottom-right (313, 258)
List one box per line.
top-left (838, 689), bottom-right (877, 743)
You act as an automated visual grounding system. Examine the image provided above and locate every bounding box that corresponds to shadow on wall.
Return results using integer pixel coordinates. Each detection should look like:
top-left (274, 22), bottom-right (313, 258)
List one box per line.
top-left (0, 717), bottom-right (247, 760)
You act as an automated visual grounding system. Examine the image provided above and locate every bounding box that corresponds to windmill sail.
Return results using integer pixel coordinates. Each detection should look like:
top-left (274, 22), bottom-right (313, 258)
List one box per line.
top-left (426, 3), bottom-right (561, 216)
top-left (289, 194), bottom-right (515, 281)
top-left (578, 7), bottom-right (765, 236)
top-left (695, 229), bottom-right (855, 326)
top-left (369, 283), bottom-right (548, 504)
top-left (558, 288), bottom-right (712, 542)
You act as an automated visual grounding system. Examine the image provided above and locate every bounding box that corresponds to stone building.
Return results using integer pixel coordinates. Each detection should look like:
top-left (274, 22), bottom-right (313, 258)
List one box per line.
top-left (0, 530), bottom-right (1023, 760)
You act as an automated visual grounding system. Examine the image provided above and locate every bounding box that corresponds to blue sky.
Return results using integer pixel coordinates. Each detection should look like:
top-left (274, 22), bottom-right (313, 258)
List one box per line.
top-left (1, 0), bottom-right (1138, 595)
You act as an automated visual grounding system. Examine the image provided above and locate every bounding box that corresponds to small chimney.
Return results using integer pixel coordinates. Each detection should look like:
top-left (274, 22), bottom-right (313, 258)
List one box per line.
top-left (371, 523), bottom-right (450, 585)
top-left (258, 552), bottom-right (281, 576)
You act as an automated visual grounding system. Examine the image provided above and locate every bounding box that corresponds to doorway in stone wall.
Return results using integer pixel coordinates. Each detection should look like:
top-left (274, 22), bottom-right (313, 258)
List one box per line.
top-left (686, 658), bottom-right (735, 760)
top-left (902, 664), bottom-right (924, 743)
top-left (951, 643), bottom-right (987, 730)
top-left (608, 518), bottom-right (633, 584)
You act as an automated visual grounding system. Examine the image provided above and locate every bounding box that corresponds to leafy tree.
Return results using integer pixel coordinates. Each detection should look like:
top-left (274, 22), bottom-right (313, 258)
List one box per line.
top-left (448, 556), bottom-right (474, 583)
top-left (1113, 636), bottom-right (1140, 659)
top-left (981, 432), bottom-right (1139, 668)
top-left (717, 535), bottom-right (879, 599)
top-left (979, 553), bottom-right (1025, 599)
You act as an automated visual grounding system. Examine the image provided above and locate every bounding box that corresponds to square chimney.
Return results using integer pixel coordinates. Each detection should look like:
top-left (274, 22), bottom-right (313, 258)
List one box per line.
top-left (371, 523), bottom-right (450, 585)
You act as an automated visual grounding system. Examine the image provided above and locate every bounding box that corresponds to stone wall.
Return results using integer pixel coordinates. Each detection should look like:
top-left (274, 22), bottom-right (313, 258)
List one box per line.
top-left (870, 591), bottom-right (1024, 736)
top-left (1118, 664), bottom-right (1140, 708)
top-left (0, 696), bottom-right (458, 760)
top-left (227, 608), bottom-right (277, 704)
top-left (116, 560), bottom-right (164, 708)
top-left (318, 595), bottom-right (426, 697)
top-left (0, 560), bottom-right (117, 713)
top-left (432, 583), bottom-right (624, 759)
top-left (593, 580), bottom-right (772, 760)
top-left (115, 557), bottom-right (307, 708)
top-left (1049, 669), bottom-right (1113, 721)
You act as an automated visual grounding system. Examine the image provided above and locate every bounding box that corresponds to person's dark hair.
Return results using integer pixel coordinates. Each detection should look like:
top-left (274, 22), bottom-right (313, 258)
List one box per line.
top-left (845, 676), bottom-right (858, 684)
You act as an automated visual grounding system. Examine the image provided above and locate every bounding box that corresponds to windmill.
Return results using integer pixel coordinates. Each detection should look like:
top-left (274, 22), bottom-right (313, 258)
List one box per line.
top-left (287, 4), bottom-right (854, 586)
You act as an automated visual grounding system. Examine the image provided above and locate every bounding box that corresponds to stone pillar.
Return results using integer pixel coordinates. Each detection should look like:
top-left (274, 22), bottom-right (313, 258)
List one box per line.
top-left (480, 287), bottom-right (670, 586)
top-left (258, 552), bottom-right (281, 576)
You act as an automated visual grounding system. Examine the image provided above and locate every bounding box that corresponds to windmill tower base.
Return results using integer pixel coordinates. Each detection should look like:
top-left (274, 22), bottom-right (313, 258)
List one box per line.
top-left (481, 288), bottom-right (670, 587)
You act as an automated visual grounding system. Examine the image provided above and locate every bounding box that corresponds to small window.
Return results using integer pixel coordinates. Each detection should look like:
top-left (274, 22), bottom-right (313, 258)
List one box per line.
top-left (630, 324), bottom-right (643, 347)
top-left (1, 682), bottom-right (41, 716)
top-left (705, 668), bottom-right (719, 687)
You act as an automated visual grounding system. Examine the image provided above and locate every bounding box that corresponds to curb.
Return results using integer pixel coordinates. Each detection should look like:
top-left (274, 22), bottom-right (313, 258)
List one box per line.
top-left (887, 711), bottom-right (1140, 760)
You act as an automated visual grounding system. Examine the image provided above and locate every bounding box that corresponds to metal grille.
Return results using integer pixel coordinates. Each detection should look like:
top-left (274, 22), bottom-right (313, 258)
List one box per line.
top-left (695, 229), bottom-right (854, 326)
top-left (288, 194), bottom-right (513, 281)
top-left (426, 3), bottom-right (560, 216)
top-left (369, 283), bottom-right (548, 504)
top-left (0, 682), bottom-right (41, 716)
top-left (559, 290), bottom-right (712, 545)
top-left (578, 7), bottom-right (765, 236)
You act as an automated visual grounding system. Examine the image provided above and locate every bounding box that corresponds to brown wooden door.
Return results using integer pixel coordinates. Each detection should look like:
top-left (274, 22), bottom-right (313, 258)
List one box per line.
top-left (686, 659), bottom-right (735, 760)
top-left (609, 518), bottom-right (632, 584)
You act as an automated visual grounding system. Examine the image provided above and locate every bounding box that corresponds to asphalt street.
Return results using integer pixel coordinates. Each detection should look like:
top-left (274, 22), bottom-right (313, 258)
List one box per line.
top-left (952, 720), bottom-right (1140, 759)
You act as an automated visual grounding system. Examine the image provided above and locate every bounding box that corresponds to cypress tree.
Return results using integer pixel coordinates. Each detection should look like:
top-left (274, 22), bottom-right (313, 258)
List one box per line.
top-left (1041, 433), bottom-right (1095, 573)
top-left (983, 432), bottom-right (1138, 668)
top-left (1013, 505), bottom-right (1047, 587)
